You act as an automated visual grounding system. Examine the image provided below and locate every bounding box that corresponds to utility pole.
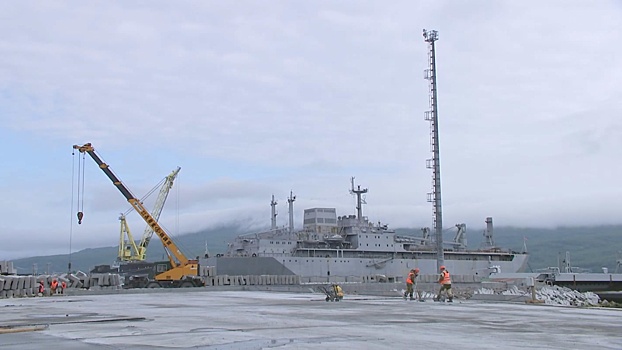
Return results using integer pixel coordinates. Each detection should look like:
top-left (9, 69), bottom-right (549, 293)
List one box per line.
top-left (423, 29), bottom-right (444, 271)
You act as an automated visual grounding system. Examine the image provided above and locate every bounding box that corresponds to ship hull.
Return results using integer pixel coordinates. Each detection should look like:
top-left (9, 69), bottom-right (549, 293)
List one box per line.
top-left (205, 252), bottom-right (528, 278)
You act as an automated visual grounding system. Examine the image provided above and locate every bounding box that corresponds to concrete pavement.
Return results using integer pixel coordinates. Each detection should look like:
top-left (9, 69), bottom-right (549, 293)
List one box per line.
top-left (0, 290), bottom-right (620, 349)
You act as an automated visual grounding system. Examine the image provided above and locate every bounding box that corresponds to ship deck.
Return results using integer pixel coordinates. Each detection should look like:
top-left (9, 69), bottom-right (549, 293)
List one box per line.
top-left (1, 289), bottom-right (620, 349)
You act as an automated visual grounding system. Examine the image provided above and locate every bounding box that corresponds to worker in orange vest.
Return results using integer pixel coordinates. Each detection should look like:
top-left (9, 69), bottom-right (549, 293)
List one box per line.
top-left (50, 279), bottom-right (58, 295)
top-left (60, 281), bottom-right (67, 294)
top-left (434, 265), bottom-right (453, 302)
top-left (403, 268), bottom-right (419, 300)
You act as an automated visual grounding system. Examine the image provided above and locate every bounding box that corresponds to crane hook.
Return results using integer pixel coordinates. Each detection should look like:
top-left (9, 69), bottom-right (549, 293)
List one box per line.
top-left (77, 211), bottom-right (84, 224)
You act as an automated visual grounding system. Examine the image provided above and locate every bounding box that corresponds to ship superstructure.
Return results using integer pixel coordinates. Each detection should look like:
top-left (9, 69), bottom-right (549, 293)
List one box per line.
top-left (219, 179), bottom-right (527, 278)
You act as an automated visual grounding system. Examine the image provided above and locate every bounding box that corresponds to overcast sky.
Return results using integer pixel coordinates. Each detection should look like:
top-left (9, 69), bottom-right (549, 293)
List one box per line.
top-left (1, 1), bottom-right (621, 260)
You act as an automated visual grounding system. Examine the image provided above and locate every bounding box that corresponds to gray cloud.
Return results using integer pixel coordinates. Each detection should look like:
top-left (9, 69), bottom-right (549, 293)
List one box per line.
top-left (0, 1), bottom-right (621, 259)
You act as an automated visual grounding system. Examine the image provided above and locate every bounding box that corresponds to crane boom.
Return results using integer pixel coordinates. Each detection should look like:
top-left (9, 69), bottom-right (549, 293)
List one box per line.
top-left (136, 166), bottom-right (181, 260)
top-left (73, 143), bottom-right (189, 268)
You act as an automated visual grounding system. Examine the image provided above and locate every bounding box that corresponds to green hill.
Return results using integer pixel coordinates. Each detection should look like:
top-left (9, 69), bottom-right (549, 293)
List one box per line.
top-left (12, 224), bottom-right (622, 275)
top-left (12, 225), bottom-right (245, 275)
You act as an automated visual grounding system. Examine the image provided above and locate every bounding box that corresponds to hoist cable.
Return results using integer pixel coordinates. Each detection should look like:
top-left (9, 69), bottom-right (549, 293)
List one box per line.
top-left (68, 148), bottom-right (76, 273)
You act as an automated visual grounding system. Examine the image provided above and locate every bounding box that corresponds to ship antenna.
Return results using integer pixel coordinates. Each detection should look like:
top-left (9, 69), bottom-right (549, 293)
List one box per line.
top-left (423, 29), bottom-right (445, 270)
top-left (350, 177), bottom-right (368, 222)
top-left (287, 191), bottom-right (296, 233)
top-left (271, 194), bottom-right (278, 230)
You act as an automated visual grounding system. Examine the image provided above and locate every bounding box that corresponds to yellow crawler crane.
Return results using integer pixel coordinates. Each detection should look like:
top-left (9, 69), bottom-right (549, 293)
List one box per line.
top-left (73, 143), bottom-right (203, 288)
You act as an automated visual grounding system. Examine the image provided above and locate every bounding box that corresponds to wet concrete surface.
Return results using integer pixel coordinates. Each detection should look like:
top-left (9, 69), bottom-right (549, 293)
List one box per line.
top-left (1, 290), bottom-right (621, 349)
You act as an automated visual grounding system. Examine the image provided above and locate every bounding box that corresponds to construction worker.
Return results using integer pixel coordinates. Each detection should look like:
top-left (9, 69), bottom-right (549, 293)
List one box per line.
top-left (50, 279), bottom-right (58, 295)
top-left (37, 281), bottom-right (45, 296)
top-left (435, 265), bottom-right (453, 302)
top-left (333, 284), bottom-right (344, 301)
top-left (60, 281), bottom-right (67, 294)
top-left (403, 268), bottom-right (419, 300)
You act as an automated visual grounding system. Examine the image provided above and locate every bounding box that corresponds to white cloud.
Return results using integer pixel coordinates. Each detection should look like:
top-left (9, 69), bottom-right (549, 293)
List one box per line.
top-left (0, 1), bottom-right (621, 259)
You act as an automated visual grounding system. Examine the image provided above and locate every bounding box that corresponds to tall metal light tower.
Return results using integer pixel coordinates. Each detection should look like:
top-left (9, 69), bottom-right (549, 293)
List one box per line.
top-left (423, 29), bottom-right (444, 270)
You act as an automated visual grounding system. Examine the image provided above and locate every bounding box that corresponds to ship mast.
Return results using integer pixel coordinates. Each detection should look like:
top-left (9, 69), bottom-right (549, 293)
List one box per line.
top-left (423, 29), bottom-right (444, 270)
top-left (270, 194), bottom-right (278, 230)
top-left (350, 177), bottom-right (368, 222)
top-left (287, 191), bottom-right (296, 233)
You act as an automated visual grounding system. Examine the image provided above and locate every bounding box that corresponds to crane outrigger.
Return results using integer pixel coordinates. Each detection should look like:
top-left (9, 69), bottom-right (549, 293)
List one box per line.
top-left (73, 143), bottom-right (203, 288)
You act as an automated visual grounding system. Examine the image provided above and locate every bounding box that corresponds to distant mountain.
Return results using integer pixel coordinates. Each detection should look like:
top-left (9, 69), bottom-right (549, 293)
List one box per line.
top-left (492, 225), bottom-right (622, 273)
top-left (12, 224), bottom-right (622, 275)
top-left (12, 224), bottom-right (245, 275)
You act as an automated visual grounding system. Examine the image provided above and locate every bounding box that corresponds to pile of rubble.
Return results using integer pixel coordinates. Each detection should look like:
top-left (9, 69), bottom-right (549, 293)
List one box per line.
top-left (475, 285), bottom-right (600, 307)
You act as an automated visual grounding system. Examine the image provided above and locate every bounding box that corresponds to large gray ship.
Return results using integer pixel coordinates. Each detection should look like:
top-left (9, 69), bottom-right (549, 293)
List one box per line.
top-left (206, 30), bottom-right (528, 280)
top-left (206, 179), bottom-right (528, 279)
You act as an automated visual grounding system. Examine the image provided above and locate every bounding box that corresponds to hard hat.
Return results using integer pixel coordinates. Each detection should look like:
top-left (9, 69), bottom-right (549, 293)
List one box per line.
top-left (440, 265), bottom-right (446, 270)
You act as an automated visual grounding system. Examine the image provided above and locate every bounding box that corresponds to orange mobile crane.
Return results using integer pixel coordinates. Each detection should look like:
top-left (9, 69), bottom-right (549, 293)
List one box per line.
top-left (73, 143), bottom-right (204, 288)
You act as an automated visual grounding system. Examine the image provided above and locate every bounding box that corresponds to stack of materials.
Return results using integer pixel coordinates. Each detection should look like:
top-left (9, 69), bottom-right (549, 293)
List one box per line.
top-left (0, 271), bottom-right (122, 299)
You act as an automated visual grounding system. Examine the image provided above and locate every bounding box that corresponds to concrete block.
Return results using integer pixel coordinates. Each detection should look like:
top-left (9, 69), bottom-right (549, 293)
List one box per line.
top-left (68, 274), bottom-right (81, 287)
top-left (3, 276), bottom-right (11, 290)
top-left (102, 274), bottom-right (110, 286)
top-left (0, 278), bottom-right (4, 290)
top-left (6, 290), bottom-right (14, 298)
top-left (6, 276), bottom-right (17, 290)
top-left (17, 277), bottom-right (25, 290)
top-left (0, 290), bottom-right (6, 299)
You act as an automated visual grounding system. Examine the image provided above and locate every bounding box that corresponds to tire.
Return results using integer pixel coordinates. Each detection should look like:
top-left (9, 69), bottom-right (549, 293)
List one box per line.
top-left (180, 281), bottom-right (194, 288)
top-left (146, 281), bottom-right (161, 288)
